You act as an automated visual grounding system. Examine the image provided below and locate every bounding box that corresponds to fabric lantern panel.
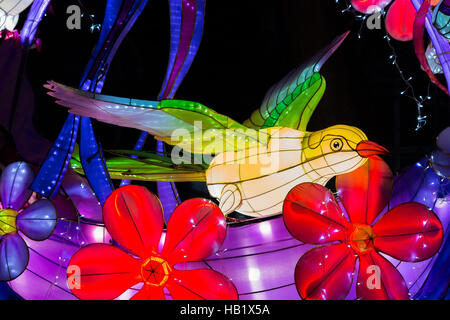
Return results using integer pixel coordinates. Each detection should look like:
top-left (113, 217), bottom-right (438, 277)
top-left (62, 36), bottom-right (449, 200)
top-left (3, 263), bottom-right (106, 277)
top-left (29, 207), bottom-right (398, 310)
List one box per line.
top-left (385, 0), bottom-right (417, 41)
top-left (0, 0), bottom-right (34, 31)
top-left (0, 8), bottom-right (18, 31)
top-left (351, 0), bottom-right (392, 14)
top-left (0, 0), bottom-right (34, 15)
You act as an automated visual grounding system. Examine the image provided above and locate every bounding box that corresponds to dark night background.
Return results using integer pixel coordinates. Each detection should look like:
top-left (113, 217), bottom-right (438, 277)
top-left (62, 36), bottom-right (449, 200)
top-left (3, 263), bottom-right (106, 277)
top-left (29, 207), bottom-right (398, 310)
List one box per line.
top-left (8, 0), bottom-right (450, 198)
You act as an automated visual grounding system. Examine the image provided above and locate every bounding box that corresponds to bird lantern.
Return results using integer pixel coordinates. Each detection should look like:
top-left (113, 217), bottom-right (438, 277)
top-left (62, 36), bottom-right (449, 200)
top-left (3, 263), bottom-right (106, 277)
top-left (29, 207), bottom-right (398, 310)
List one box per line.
top-left (45, 32), bottom-right (388, 218)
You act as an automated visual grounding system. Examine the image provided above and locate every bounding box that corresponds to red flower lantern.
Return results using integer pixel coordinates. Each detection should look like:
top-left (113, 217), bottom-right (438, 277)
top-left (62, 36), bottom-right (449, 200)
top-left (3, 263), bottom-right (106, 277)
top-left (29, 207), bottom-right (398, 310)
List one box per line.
top-left (67, 185), bottom-right (238, 300)
top-left (351, 0), bottom-right (392, 14)
top-left (352, 0), bottom-right (442, 42)
top-left (385, 0), bottom-right (417, 41)
top-left (283, 157), bottom-right (443, 300)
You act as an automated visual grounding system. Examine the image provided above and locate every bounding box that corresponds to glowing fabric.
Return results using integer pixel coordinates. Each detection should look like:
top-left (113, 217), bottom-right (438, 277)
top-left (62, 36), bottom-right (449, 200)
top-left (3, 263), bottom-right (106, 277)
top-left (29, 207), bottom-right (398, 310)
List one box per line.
top-left (46, 32), bottom-right (348, 155)
top-left (425, 42), bottom-right (443, 74)
top-left (70, 147), bottom-right (208, 182)
top-left (47, 78), bottom-right (390, 217)
top-left (414, 0), bottom-right (449, 95)
top-left (20, 0), bottom-right (50, 46)
top-left (67, 185), bottom-right (238, 300)
top-left (243, 33), bottom-right (348, 131)
top-left (283, 157), bottom-right (444, 300)
top-left (411, 0), bottom-right (450, 94)
top-left (7, 149), bottom-right (449, 299)
top-left (206, 126), bottom-right (388, 217)
top-left (8, 168), bottom-right (108, 300)
top-left (124, 0), bottom-right (207, 223)
top-left (45, 33), bottom-right (389, 218)
top-left (433, 0), bottom-right (450, 39)
top-left (32, 0), bottom-right (149, 203)
top-left (0, 0), bottom-right (33, 31)
top-left (385, 0), bottom-right (416, 41)
top-left (351, 0), bottom-right (392, 14)
top-left (155, 0), bottom-right (206, 221)
top-left (0, 162), bottom-right (57, 281)
top-left (431, 127), bottom-right (450, 178)
top-left (0, 8), bottom-right (18, 31)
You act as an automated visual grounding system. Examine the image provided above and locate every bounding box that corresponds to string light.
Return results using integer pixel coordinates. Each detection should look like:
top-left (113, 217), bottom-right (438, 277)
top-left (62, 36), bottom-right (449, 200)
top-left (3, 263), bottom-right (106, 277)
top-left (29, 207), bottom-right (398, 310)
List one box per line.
top-left (335, 0), bottom-right (434, 131)
top-left (77, 0), bottom-right (101, 33)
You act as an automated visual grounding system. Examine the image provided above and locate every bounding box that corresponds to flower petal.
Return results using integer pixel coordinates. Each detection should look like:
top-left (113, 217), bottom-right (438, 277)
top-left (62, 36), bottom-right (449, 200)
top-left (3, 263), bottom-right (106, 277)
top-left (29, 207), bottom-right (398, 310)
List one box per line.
top-left (0, 162), bottom-right (34, 210)
top-left (0, 233), bottom-right (29, 281)
top-left (103, 185), bottom-right (164, 259)
top-left (166, 269), bottom-right (238, 300)
top-left (336, 156), bottom-right (393, 225)
top-left (283, 183), bottom-right (350, 244)
top-left (294, 243), bottom-right (356, 300)
top-left (161, 199), bottom-right (226, 265)
top-left (17, 199), bottom-right (57, 241)
top-left (67, 244), bottom-right (142, 300)
top-left (373, 203), bottom-right (443, 262)
top-left (351, 0), bottom-right (392, 14)
top-left (130, 284), bottom-right (165, 300)
top-left (357, 251), bottom-right (409, 300)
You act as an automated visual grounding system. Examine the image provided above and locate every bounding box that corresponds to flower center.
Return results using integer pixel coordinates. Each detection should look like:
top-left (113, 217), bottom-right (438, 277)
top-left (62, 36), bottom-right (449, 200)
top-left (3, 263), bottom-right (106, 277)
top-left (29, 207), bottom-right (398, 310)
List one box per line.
top-left (348, 224), bottom-right (375, 255)
top-left (0, 209), bottom-right (18, 236)
top-left (140, 255), bottom-right (172, 287)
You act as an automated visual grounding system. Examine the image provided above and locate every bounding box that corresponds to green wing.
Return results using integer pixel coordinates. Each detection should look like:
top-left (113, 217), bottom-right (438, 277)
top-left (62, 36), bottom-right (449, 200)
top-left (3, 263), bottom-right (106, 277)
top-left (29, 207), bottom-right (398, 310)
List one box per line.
top-left (70, 146), bottom-right (207, 182)
top-left (244, 32), bottom-right (349, 131)
top-left (47, 82), bottom-right (268, 154)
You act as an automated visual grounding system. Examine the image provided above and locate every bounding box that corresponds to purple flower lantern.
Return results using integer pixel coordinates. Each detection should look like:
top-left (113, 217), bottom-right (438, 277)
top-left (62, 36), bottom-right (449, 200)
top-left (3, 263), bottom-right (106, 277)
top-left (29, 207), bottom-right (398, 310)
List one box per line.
top-left (0, 162), bottom-right (57, 281)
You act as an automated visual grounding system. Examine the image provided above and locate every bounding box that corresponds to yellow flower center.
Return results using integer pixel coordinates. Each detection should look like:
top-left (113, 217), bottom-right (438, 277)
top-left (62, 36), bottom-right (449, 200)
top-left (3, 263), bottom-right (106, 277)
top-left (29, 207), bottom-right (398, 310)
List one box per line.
top-left (140, 255), bottom-right (172, 287)
top-left (0, 209), bottom-right (18, 235)
top-left (348, 224), bottom-right (375, 255)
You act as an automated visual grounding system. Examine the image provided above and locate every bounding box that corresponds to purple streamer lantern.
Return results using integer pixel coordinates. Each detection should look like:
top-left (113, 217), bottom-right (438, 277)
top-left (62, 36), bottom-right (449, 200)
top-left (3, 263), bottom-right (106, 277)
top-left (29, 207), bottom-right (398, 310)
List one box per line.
top-left (20, 0), bottom-right (51, 46)
top-left (126, 0), bottom-right (206, 222)
top-left (412, 0), bottom-right (450, 93)
top-left (157, 0), bottom-right (205, 220)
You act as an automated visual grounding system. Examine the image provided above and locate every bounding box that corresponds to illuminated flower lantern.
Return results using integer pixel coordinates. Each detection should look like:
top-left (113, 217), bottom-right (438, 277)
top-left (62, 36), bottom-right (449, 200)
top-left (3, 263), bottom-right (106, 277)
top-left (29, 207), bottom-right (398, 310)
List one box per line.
top-left (7, 168), bottom-right (110, 300)
top-left (0, 162), bottom-right (57, 281)
top-left (283, 157), bottom-right (444, 300)
top-left (67, 185), bottom-right (238, 300)
top-left (385, 0), bottom-right (417, 41)
top-left (351, 0), bottom-right (392, 14)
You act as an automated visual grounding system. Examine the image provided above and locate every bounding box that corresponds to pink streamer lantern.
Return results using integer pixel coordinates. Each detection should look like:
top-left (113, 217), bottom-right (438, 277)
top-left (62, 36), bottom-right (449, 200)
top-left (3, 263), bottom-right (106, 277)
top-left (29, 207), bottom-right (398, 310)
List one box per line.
top-left (413, 0), bottom-right (449, 95)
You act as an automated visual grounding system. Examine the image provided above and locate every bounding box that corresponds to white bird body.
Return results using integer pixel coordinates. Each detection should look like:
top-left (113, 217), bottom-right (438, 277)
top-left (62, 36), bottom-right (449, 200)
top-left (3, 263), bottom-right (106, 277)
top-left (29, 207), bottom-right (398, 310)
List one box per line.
top-left (205, 126), bottom-right (370, 216)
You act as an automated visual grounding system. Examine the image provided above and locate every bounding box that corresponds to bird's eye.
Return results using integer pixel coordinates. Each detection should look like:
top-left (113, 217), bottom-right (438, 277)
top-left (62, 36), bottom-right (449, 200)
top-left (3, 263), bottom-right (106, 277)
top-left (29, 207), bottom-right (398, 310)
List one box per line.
top-left (330, 138), bottom-right (343, 151)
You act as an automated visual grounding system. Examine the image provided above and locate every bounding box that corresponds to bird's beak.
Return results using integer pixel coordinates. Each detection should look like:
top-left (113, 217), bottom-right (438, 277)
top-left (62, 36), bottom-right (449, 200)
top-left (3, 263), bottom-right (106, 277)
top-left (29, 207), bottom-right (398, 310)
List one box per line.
top-left (356, 141), bottom-right (390, 158)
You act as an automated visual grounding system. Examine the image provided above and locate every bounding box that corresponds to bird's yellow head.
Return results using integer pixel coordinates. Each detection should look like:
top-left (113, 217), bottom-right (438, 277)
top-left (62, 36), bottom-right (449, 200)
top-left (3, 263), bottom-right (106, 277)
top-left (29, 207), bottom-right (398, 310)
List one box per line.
top-left (302, 125), bottom-right (388, 178)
